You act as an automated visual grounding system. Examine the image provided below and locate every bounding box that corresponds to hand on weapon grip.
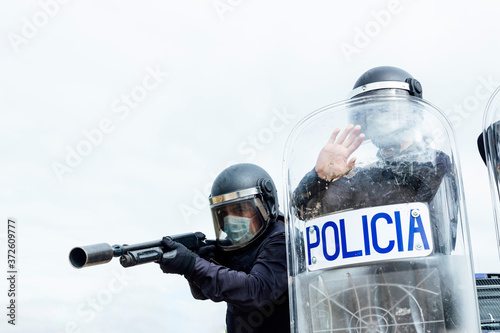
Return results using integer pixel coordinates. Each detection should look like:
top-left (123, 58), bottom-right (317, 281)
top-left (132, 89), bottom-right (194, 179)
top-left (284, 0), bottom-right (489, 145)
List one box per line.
top-left (196, 244), bottom-right (216, 261)
top-left (159, 237), bottom-right (198, 276)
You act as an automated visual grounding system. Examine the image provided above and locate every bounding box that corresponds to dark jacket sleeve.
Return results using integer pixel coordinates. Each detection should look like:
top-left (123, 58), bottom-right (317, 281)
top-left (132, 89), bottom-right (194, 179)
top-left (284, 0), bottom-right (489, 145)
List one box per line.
top-left (188, 281), bottom-right (208, 300)
top-left (184, 232), bottom-right (288, 312)
top-left (293, 168), bottom-right (330, 218)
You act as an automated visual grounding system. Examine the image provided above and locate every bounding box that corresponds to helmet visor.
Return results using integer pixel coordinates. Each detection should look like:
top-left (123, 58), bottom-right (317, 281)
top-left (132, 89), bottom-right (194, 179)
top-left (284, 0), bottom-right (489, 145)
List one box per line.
top-left (210, 188), bottom-right (269, 250)
top-left (349, 96), bottom-right (424, 154)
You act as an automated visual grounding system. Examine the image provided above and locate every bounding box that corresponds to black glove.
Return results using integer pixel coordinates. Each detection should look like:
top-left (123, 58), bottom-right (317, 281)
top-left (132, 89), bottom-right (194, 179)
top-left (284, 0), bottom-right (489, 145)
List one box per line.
top-left (159, 237), bottom-right (198, 276)
top-left (196, 244), bottom-right (216, 261)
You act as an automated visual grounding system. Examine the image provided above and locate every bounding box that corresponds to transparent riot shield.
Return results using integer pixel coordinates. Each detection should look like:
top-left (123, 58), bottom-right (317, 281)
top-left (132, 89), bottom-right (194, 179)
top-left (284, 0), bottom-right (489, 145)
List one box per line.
top-left (284, 95), bottom-right (480, 332)
top-left (482, 86), bottom-right (500, 259)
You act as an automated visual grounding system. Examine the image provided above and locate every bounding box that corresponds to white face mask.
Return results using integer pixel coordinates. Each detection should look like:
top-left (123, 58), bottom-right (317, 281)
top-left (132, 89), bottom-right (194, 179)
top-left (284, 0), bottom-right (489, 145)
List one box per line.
top-left (223, 215), bottom-right (251, 244)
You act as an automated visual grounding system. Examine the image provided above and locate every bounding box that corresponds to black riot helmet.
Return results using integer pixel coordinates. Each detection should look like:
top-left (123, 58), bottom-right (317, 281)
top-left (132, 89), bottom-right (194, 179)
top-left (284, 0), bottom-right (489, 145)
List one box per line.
top-left (348, 66), bottom-right (423, 99)
top-left (209, 163), bottom-right (279, 251)
top-left (348, 66), bottom-right (425, 154)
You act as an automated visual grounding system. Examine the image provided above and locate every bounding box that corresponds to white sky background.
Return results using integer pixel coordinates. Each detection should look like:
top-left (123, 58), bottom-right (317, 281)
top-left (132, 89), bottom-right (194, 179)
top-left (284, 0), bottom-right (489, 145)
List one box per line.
top-left (1, 0), bottom-right (500, 332)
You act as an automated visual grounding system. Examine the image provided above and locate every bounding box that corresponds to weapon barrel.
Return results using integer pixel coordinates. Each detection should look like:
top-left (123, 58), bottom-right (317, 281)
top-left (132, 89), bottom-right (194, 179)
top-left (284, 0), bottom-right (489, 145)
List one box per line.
top-left (69, 232), bottom-right (209, 269)
top-left (69, 243), bottom-right (115, 269)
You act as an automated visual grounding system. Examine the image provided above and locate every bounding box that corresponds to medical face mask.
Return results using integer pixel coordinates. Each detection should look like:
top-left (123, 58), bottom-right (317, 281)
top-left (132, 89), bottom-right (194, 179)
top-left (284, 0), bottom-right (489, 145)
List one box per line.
top-left (223, 215), bottom-right (251, 244)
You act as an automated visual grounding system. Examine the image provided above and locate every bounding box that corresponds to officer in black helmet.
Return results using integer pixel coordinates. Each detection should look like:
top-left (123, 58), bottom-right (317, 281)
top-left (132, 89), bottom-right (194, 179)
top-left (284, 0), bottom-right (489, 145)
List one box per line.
top-left (158, 163), bottom-right (290, 333)
top-left (295, 66), bottom-right (454, 231)
top-left (293, 66), bottom-right (462, 330)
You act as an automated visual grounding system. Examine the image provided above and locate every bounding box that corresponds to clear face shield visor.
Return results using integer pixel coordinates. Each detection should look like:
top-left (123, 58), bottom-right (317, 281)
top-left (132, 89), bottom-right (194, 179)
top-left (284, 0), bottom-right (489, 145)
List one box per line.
top-left (349, 88), bottom-right (424, 157)
top-left (209, 188), bottom-right (269, 250)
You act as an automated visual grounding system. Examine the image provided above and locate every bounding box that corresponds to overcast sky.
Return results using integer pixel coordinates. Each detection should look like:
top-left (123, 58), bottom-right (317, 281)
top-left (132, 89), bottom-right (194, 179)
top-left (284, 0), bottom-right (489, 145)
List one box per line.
top-left (2, 1), bottom-right (500, 332)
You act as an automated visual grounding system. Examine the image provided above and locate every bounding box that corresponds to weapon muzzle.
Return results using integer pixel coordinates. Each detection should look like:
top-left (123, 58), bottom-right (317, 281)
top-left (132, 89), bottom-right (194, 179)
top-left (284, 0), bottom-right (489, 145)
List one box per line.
top-left (69, 243), bottom-right (115, 269)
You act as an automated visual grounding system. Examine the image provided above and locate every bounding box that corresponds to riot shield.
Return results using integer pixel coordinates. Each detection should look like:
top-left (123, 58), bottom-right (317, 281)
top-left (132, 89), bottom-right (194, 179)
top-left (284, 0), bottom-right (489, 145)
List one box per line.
top-left (482, 86), bottom-right (500, 259)
top-left (284, 95), bottom-right (480, 332)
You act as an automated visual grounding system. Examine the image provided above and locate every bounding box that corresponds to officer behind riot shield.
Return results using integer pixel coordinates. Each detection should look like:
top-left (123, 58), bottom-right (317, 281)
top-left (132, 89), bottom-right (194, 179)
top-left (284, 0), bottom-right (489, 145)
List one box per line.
top-left (294, 82), bottom-right (458, 255)
top-left (157, 163), bottom-right (290, 333)
top-left (478, 85), bottom-right (500, 260)
top-left (285, 66), bottom-right (479, 332)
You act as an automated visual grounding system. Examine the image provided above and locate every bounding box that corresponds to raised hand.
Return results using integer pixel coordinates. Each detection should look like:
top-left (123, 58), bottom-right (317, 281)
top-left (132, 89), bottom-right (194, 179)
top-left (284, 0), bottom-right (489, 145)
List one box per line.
top-left (315, 124), bottom-right (365, 181)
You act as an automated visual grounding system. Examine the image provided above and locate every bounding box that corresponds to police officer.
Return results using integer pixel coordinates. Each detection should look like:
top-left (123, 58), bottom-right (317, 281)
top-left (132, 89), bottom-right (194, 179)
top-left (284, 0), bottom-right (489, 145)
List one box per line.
top-left (292, 66), bottom-right (462, 330)
top-left (293, 66), bottom-right (457, 252)
top-left (158, 163), bottom-right (290, 333)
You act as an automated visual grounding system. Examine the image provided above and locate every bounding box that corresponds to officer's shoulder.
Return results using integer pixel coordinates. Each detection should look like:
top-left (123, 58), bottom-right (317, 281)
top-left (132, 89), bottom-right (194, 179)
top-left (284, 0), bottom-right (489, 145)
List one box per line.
top-left (265, 218), bottom-right (286, 240)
